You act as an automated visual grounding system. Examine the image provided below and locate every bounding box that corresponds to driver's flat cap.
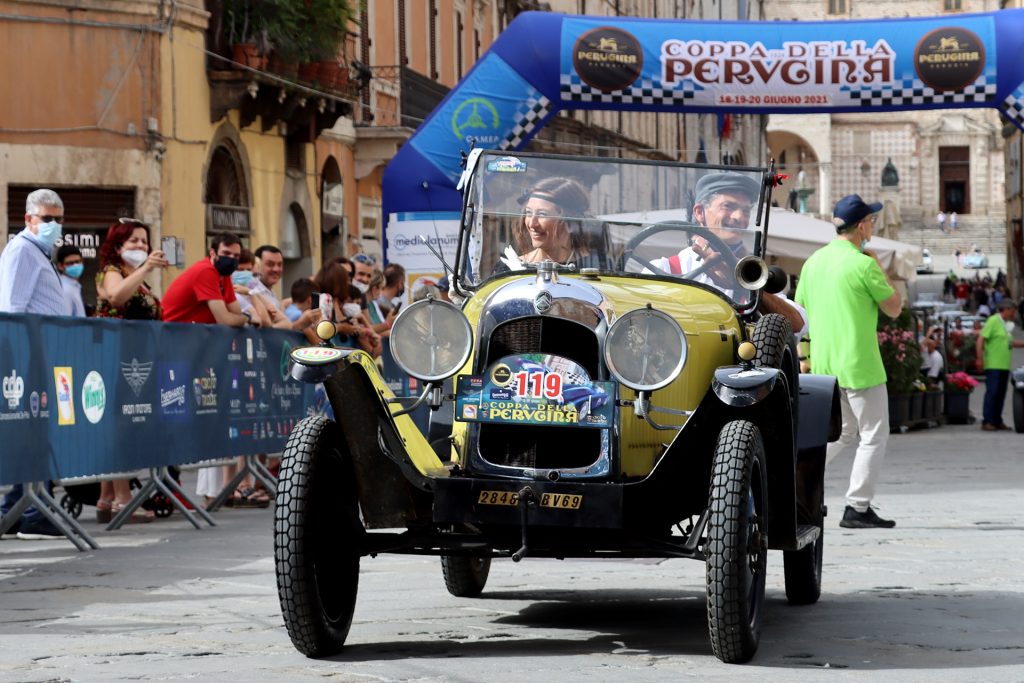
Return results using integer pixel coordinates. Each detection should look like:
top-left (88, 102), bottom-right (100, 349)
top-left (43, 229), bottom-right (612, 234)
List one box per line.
top-left (694, 172), bottom-right (761, 206)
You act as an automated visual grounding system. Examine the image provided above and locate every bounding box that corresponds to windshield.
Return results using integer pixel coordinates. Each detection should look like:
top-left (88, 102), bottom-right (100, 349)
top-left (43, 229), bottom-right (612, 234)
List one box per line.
top-left (459, 152), bottom-right (771, 307)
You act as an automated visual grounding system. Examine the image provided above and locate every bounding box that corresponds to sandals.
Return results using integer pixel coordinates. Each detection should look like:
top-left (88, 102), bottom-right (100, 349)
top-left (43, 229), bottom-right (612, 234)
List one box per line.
top-left (96, 498), bottom-right (113, 524)
top-left (233, 487), bottom-right (271, 508)
top-left (111, 500), bottom-right (155, 524)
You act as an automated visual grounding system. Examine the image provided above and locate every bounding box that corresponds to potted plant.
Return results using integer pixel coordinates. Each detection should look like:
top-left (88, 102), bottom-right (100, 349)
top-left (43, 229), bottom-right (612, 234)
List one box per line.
top-left (224, 0), bottom-right (268, 69)
top-left (878, 310), bottom-right (922, 431)
top-left (265, 0), bottom-right (352, 83)
top-left (944, 371), bottom-right (978, 423)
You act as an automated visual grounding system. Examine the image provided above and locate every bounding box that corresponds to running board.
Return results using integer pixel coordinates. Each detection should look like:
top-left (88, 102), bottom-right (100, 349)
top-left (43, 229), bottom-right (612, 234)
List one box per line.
top-left (794, 524), bottom-right (821, 550)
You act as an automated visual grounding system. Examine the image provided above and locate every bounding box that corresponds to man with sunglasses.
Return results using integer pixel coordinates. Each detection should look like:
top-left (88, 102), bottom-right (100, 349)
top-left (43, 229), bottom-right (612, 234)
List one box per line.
top-left (0, 189), bottom-right (69, 541)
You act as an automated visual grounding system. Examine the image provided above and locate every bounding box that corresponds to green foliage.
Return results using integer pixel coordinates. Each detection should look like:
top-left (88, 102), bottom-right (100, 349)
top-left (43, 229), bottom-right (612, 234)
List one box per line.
top-left (265, 0), bottom-right (353, 64)
top-left (877, 307), bottom-right (922, 395)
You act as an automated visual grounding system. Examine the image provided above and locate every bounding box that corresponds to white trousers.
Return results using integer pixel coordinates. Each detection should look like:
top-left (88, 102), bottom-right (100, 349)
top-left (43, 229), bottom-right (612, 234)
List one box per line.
top-left (825, 383), bottom-right (890, 512)
top-left (195, 466), bottom-right (221, 498)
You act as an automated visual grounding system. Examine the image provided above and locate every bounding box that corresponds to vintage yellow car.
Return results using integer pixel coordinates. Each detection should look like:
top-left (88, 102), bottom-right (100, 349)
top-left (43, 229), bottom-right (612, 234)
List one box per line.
top-left (276, 151), bottom-right (840, 663)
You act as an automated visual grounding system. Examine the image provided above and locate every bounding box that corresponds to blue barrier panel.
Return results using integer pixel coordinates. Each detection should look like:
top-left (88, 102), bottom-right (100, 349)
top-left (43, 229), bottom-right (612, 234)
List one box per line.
top-left (0, 313), bottom-right (315, 486)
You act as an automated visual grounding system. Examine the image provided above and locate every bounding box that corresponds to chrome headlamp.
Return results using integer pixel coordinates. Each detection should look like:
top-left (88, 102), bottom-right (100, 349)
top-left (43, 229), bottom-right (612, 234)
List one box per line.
top-left (389, 298), bottom-right (473, 383)
top-left (603, 307), bottom-right (687, 392)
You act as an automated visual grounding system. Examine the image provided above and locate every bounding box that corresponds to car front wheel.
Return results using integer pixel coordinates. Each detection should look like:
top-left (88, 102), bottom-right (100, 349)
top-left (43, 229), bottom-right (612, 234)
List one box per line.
top-left (275, 416), bottom-right (362, 657)
top-left (706, 420), bottom-right (768, 664)
top-left (441, 554), bottom-right (492, 597)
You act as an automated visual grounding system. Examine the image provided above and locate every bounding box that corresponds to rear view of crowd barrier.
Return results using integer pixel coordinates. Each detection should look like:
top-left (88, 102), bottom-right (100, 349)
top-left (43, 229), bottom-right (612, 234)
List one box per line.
top-left (0, 313), bottom-right (316, 488)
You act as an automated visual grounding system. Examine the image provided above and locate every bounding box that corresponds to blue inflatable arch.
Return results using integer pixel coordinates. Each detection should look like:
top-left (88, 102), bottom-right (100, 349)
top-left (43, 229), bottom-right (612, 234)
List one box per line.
top-left (383, 9), bottom-right (1024, 242)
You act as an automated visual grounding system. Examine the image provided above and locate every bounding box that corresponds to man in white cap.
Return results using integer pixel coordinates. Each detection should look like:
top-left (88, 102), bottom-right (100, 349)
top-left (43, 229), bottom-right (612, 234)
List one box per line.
top-left (796, 194), bottom-right (902, 529)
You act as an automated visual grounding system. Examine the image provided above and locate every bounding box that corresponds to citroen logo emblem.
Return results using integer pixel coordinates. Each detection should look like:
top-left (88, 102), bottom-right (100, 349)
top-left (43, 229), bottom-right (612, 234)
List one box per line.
top-left (535, 291), bottom-right (553, 314)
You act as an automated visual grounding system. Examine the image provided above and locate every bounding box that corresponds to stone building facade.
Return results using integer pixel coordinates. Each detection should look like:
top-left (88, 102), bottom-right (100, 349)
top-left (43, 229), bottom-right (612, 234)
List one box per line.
top-left (764, 0), bottom-right (1006, 251)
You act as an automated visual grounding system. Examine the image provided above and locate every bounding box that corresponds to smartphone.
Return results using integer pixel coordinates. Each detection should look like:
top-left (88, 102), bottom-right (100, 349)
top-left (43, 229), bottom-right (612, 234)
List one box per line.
top-left (392, 301), bottom-right (403, 314)
top-left (160, 237), bottom-right (176, 266)
top-left (310, 293), bottom-right (320, 310)
top-left (319, 293), bottom-right (334, 321)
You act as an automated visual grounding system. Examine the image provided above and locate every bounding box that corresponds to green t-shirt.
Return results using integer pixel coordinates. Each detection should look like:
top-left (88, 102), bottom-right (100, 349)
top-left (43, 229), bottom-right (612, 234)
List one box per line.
top-left (795, 239), bottom-right (895, 390)
top-left (980, 314), bottom-right (1012, 370)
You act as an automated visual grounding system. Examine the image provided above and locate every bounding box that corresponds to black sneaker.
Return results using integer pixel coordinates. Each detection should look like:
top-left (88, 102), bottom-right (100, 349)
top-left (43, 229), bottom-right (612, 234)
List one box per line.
top-left (839, 506), bottom-right (896, 529)
top-left (15, 517), bottom-right (64, 540)
top-left (0, 518), bottom-right (20, 540)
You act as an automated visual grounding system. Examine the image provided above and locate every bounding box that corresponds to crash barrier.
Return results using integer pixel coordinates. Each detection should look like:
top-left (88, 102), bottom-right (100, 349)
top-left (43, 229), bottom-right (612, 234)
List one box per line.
top-left (0, 312), bottom-right (316, 488)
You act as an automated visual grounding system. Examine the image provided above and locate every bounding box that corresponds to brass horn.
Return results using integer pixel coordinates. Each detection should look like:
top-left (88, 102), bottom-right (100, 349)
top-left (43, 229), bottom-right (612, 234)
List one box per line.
top-left (735, 255), bottom-right (770, 290)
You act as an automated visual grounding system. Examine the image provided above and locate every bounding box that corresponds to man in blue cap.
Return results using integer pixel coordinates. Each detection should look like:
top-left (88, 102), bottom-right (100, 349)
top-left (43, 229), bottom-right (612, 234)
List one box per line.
top-left (796, 194), bottom-right (903, 529)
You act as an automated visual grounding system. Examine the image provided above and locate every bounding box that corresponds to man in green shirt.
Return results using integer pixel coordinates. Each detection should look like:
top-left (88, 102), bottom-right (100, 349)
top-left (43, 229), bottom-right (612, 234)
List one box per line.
top-left (975, 299), bottom-right (1024, 430)
top-left (796, 194), bottom-right (902, 529)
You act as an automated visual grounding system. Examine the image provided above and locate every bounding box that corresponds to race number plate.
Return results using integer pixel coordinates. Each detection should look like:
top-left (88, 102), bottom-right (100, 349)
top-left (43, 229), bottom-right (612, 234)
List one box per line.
top-left (455, 353), bottom-right (614, 428)
top-left (476, 490), bottom-right (583, 510)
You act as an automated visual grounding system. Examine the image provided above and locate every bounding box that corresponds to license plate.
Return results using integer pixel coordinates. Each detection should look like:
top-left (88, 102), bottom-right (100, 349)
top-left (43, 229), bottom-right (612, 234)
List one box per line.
top-left (476, 490), bottom-right (583, 510)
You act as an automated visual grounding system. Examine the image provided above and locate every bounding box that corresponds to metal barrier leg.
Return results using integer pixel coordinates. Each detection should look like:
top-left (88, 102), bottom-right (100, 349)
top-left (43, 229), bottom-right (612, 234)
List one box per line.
top-left (152, 468), bottom-right (214, 527)
top-left (33, 483), bottom-right (100, 550)
top-left (0, 492), bottom-right (33, 536)
top-left (205, 466), bottom-right (251, 512)
top-left (248, 456), bottom-right (278, 496)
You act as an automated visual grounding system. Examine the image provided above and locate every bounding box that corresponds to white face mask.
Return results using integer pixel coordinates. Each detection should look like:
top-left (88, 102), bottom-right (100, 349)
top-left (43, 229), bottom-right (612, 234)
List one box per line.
top-left (352, 280), bottom-right (369, 294)
top-left (121, 249), bottom-right (148, 268)
top-left (1005, 320), bottom-right (1016, 333)
top-left (342, 302), bottom-right (362, 319)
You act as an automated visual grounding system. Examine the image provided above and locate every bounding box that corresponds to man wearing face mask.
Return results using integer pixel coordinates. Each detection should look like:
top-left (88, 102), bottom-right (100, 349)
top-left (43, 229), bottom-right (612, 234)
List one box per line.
top-left (161, 232), bottom-right (250, 327)
top-left (351, 253), bottom-right (375, 295)
top-left (56, 245), bottom-right (87, 318)
top-left (975, 299), bottom-right (1024, 431)
top-left (0, 189), bottom-right (69, 541)
top-left (796, 194), bottom-right (903, 529)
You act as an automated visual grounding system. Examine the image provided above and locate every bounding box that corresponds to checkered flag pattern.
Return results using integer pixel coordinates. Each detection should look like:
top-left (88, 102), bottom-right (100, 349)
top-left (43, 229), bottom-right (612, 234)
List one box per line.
top-left (500, 94), bottom-right (552, 150)
top-left (845, 75), bottom-right (997, 108)
top-left (999, 85), bottom-right (1024, 127)
top-left (560, 74), bottom-right (699, 106)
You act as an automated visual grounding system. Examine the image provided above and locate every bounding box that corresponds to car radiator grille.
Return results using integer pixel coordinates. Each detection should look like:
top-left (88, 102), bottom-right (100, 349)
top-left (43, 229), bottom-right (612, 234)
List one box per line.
top-left (478, 317), bottom-right (603, 471)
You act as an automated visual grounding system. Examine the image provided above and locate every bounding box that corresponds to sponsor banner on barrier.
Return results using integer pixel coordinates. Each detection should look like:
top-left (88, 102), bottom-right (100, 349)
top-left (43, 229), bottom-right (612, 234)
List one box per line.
top-left (0, 314), bottom-right (318, 486)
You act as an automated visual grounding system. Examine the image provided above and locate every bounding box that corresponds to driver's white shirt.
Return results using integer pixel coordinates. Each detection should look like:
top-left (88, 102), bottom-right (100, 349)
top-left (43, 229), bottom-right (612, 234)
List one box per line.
top-left (649, 247), bottom-right (808, 339)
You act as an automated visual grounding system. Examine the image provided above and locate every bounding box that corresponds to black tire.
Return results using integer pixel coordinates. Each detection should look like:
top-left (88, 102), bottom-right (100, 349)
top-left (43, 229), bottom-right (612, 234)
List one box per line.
top-left (275, 416), bottom-right (362, 658)
top-left (706, 420), bottom-right (768, 664)
top-left (441, 555), bottom-right (492, 597)
top-left (783, 530), bottom-right (823, 605)
top-left (751, 313), bottom-right (798, 421)
top-left (1014, 389), bottom-right (1024, 433)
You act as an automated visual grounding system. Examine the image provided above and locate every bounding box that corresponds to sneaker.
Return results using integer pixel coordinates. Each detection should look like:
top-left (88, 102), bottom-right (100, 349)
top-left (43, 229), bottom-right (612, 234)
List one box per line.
top-left (839, 505), bottom-right (896, 529)
top-left (16, 517), bottom-right (64, 540)
top-left (0, 519), bottom-right (20, 539)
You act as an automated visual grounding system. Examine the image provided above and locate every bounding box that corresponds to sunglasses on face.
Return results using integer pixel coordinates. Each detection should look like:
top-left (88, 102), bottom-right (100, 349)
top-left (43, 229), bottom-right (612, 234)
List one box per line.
top-left (34, 214), bottom-right (64, 224)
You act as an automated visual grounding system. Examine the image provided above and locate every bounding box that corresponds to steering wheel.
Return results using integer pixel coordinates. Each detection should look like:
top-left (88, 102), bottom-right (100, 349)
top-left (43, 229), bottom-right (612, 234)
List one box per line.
top-left (622, 221), bottom-right (741, 283)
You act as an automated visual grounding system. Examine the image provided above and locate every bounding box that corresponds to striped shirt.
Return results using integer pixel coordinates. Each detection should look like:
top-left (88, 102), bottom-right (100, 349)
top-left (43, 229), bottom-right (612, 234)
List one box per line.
top-left (0, 230), bottom-right (70, 316)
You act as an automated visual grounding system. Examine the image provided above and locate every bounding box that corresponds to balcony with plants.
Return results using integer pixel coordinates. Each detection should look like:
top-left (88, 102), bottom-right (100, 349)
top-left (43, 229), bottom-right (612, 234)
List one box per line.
top-left (204, 0), bottom-right (355, 139)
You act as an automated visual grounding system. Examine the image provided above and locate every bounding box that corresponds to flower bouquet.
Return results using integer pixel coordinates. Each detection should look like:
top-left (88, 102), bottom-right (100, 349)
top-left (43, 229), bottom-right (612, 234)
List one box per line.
top-left (946, 371), bottom-right (979, 393)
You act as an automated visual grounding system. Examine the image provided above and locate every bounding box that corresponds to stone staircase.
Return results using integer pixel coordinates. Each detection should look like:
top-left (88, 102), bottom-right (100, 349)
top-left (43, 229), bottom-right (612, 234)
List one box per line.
top-left (889, 214), bottom-right (1008, 259)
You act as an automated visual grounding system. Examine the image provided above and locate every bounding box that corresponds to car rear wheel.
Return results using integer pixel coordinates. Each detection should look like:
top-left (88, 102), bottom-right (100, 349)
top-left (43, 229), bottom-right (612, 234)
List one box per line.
top-left (783, 529), bottom-right (823, 605)
top-left (706, 420), bottom-right (767, 664)
top-left (275, 416), bottom-right (362, 657)
top-left (441, 555), bottom-right (492, 597)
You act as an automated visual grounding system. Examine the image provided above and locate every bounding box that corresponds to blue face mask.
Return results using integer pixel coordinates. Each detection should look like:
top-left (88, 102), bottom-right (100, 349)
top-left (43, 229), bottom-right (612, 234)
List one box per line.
top-left (64, 263), bottom-right (84, 279)
top-left (231, 270), bottom-right (254, 286)
top-left (34, 220), bottom-right (62, 248)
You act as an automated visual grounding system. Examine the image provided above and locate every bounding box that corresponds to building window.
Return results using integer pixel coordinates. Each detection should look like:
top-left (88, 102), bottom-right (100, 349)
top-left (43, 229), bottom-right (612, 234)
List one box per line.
top-left (827, 0), bottom-right (846, 14)
top-left (398, 0), bottom-right (408, 66)
top-left (939, 146), bottom-right (970, 214)
top-left (943, 0), bottom-right (962, 10)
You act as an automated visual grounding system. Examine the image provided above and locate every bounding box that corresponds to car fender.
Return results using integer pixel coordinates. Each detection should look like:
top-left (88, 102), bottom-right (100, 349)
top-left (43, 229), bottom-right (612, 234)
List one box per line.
top-left (796, 373), bottom-right (841, 450)
top-left (711, 365), bottom-right (780, 407)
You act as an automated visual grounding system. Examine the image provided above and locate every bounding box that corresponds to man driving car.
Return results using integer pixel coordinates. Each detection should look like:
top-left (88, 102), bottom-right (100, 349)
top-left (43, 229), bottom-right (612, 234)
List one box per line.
top-left (649, 172), bottom-right (806, 337)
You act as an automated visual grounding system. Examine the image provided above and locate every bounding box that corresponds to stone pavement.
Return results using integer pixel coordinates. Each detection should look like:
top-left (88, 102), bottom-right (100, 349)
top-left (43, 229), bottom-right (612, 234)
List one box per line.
top-left (1, 386), bottom-right (1023, 682)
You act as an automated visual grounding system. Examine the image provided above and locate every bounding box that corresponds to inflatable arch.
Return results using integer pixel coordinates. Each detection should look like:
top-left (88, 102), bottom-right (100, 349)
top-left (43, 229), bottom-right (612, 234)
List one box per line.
top-left (382, 9), bottom-right (1024, 264)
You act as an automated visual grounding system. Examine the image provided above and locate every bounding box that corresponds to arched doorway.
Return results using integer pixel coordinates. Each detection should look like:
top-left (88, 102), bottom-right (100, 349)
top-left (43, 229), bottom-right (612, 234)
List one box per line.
top-left (282, 203), bottom-right (312, 291)
top-left (766, 127), bottom-right (826, 216)
top-left (320, 156), bottom-right (344, 263)
top-left (204, 137), bottom-right (251, 246)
